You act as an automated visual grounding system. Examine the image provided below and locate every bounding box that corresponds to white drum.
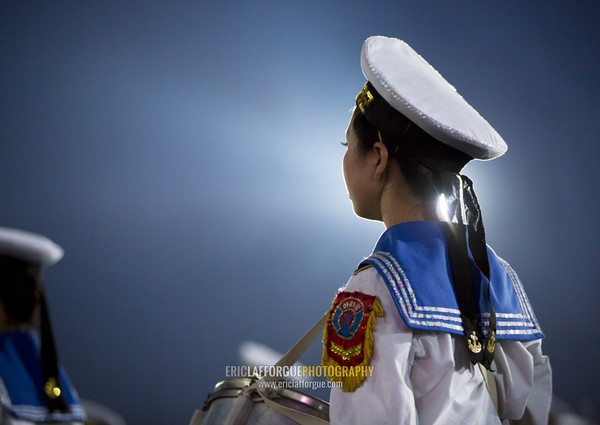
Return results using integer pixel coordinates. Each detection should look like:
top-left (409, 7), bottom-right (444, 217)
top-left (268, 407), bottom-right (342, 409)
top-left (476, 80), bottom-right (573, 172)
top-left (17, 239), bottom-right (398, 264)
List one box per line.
top-left (196, 378), bottom-right (329, 425)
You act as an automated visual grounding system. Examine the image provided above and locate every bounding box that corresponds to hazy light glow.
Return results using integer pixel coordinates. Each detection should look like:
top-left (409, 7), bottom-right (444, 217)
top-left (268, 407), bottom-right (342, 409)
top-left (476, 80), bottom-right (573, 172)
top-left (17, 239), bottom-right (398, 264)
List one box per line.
top-left (436, 194), bottom-right (450, 222)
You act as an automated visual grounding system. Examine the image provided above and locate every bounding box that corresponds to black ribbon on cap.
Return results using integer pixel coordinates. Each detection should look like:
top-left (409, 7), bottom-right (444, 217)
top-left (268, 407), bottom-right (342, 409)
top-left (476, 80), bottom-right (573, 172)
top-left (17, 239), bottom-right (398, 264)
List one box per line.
top-left (462, 175), bottom-right (496, 368)
top-left (435, 173), bottom-right (496, 370)
top-left (39, 290), bottom-right (69, 412)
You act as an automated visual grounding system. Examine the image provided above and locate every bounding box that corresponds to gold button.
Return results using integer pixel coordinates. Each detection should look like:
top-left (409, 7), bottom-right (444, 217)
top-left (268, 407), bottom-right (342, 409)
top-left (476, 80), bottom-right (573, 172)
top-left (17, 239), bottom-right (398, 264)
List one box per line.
top-left (44, 378), bottom-right (62, 399)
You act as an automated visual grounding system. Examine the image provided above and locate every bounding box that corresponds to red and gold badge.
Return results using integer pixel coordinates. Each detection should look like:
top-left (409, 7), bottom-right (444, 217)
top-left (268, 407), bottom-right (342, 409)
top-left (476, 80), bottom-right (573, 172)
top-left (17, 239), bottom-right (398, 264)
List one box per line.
top-left (322, 291), bottom-right (383, 392)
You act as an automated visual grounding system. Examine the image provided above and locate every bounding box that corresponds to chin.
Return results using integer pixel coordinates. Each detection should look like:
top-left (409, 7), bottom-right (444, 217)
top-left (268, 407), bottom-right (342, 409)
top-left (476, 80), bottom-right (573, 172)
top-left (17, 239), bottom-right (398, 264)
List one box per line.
top-left (352, 206), bottom-right (381, 222)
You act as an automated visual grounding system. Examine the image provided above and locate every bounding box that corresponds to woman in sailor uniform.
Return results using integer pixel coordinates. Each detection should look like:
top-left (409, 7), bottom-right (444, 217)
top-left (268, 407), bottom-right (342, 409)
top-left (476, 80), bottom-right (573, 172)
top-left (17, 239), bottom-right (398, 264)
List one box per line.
top-left (322, 36), bottom-right (552, 424)
top-left (0, 228), bottom-right (86, 424)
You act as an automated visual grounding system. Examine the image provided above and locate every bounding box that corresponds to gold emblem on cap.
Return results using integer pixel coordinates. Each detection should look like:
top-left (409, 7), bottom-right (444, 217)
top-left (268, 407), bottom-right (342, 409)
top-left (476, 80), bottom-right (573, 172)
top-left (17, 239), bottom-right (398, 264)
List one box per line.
top-left (44, 377), bottom-right (62, 399)
top-left (356, 83), bottom-right (374, 113)
top-left (467, 331), bottom-right (482, 354)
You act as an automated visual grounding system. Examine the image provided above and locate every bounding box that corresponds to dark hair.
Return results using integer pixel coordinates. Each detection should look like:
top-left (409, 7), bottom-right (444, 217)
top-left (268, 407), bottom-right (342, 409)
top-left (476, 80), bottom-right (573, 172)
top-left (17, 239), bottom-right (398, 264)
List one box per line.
top-left (0, 255), bottom-right (41, 325)
top-left (351, 107), bottom-right (439, 215)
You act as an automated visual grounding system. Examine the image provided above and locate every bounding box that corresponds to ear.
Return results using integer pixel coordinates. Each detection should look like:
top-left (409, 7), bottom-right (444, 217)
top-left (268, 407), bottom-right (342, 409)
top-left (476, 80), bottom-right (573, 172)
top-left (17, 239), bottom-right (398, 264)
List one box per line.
top-left (372, 141), bottom-right (390, 181)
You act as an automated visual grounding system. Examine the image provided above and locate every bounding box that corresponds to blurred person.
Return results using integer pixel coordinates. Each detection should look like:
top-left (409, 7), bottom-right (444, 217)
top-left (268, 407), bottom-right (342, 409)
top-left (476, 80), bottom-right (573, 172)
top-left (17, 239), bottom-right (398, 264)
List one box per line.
top-left (0, 227), bottom-right (86, 424)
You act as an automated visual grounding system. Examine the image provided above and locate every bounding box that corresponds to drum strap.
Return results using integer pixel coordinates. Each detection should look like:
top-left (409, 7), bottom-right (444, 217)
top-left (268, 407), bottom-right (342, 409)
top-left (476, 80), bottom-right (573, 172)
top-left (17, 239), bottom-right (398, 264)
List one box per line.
top-left (255, 312), bottom-right (329, 425)
top-left (478, 363), bottom-right (499, 413)
top-left (263, 313), bottom-right (328, 381)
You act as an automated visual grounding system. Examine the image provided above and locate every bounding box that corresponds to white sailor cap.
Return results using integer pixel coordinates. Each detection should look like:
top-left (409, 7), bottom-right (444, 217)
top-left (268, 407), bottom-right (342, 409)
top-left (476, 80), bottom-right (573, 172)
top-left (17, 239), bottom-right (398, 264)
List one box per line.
top-left (359, 36), bottom-right (507, 161)
top-left (0, 227), bottom-right (64, 266)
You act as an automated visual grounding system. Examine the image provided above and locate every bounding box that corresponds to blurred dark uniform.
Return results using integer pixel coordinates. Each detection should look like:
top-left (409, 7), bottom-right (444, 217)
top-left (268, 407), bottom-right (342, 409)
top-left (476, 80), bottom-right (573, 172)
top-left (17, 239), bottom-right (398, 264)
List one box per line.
top-left (0, 227), bottom-right (86, 424)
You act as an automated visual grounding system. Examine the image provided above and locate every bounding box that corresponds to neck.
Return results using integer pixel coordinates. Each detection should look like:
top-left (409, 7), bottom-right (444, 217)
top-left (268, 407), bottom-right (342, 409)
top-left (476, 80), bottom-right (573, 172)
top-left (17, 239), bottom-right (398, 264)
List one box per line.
top-left (0, 305), bottom-right (31, 332)
top-left (379, 166), bottom-right (429, 228)
top-left (380, 198), bottom-right (427, 228)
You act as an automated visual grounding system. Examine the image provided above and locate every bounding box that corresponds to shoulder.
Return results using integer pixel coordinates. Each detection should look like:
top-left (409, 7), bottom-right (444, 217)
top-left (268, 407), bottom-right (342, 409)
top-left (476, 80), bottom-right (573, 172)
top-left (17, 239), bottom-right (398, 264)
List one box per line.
top-left (352, 263), bottom-right (373, 276)
top-left (334, 263), bottom-right (411, 334)
top-left (343, 264), bottom-right (389, 302)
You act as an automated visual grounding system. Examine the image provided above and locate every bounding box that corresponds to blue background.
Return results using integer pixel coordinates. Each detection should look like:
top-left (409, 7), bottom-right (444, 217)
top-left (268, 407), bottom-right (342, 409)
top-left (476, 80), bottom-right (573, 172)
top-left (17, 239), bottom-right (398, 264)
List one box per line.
top-left (1, 1), bottom-right (599, 423)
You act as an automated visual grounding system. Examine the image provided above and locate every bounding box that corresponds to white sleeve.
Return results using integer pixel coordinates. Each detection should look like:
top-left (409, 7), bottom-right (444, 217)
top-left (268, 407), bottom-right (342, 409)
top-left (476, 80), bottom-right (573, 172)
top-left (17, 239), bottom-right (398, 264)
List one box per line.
top-left (329, 267), bottom-right (418, 425)
top-left (495, 339), bottom-right (552, 425)
top-left (327, 267), bottom-right (551, 425)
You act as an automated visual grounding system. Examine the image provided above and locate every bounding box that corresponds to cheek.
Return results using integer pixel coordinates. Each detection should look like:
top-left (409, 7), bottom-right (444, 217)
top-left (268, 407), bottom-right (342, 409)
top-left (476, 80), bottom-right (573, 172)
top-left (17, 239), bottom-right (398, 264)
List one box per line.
top-left (342, 151), bottom-right (356, 195)
top-left (342, 151), bottom-right (349, 184)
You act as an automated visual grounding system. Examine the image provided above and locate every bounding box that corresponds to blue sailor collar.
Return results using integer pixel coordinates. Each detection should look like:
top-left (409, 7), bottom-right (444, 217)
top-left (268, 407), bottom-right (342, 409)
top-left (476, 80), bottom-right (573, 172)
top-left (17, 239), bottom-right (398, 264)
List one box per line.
top-left (360, 221), bottom-right (544, 341)
top-left (0, 331), bottom-right (86, 423)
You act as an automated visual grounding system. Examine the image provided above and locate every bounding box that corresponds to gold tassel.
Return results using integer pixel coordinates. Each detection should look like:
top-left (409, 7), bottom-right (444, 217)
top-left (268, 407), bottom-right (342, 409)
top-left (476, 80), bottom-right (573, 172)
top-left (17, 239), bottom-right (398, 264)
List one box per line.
top-left (322, 296), bottom-right (383, 392)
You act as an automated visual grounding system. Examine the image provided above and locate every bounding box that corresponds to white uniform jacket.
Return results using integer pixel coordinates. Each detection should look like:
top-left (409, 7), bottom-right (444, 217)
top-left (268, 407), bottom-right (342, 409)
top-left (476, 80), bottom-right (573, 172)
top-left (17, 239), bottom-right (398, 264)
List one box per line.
top-left (327, 222), bottom-right (552, 425)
